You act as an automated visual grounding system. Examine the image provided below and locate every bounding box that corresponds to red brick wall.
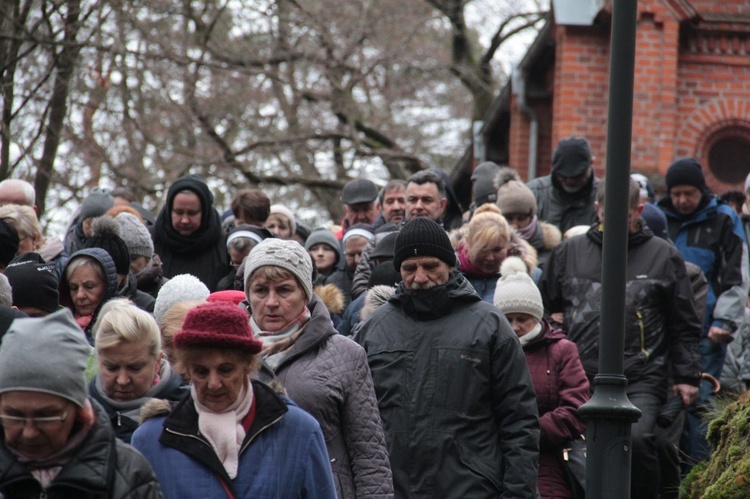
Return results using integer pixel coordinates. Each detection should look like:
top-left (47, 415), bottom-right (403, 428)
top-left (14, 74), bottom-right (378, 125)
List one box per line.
top-left (508, 0), bottom-right (750, 192)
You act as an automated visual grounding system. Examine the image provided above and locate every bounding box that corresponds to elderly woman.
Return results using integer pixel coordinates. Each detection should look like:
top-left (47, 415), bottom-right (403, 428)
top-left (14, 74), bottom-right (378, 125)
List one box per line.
top-left (153, 174), bottom-right (229, 291)
top-left (59, 248), bottom-right (118, 343)
top-left (494, 257), bottom-right (590, 499)
top-left (89, 299), bottom-right (185, 443)
top-left (0, 203), bottom-right (43, 255)
top-left (450, 204), bottom-right (538, 302)
top-left (131, 301), bottom-right (336, 498)
top-left (245, 238), bottom-right (393, 498)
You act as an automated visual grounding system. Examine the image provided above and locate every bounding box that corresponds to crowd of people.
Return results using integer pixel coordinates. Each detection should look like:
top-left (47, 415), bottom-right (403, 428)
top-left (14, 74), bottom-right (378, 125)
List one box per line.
top-left (0, 134), bottom-right (747, 498)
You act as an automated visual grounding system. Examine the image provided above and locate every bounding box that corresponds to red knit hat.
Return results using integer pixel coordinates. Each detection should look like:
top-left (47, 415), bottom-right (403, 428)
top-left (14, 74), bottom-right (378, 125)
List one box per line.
top-left (174, 302), bottom-right (262, 353)
top-left (207, 290), bottom-right (247, 306)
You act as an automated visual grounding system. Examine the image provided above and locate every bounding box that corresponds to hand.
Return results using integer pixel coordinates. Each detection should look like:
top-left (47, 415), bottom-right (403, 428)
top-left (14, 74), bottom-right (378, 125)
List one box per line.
top-left (708, 326), bottom-right (732, 344)
top-left (550, 313), bottom-right (564, 324)
top-left (673, 384), bottom-right (699, 407)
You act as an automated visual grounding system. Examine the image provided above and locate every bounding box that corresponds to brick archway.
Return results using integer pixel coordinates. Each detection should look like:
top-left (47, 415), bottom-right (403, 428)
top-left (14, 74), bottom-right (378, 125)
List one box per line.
top-left (676, 98), bottom-right (750, 190)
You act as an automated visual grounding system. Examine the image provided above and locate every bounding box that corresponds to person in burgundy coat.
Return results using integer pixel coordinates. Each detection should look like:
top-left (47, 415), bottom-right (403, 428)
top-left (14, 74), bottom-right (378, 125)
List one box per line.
top-left (495, 256), bottom-right (589, 499)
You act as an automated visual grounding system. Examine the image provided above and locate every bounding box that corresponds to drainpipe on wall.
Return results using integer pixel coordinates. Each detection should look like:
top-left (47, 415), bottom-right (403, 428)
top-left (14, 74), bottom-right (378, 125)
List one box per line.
top-left (512, 66), bottom-right (539, 180)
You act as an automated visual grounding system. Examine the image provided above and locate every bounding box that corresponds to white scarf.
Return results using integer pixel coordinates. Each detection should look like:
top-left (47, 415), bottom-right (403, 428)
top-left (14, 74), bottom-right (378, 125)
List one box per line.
top-left (191, 379), bottom-right (253, 479)
top-left (519, 323), bottom-right (543, 347)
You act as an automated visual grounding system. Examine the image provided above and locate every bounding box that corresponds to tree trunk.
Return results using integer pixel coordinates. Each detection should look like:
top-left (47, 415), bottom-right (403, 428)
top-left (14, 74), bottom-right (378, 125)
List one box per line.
top-left (35, 0), bottom-right (82, 217)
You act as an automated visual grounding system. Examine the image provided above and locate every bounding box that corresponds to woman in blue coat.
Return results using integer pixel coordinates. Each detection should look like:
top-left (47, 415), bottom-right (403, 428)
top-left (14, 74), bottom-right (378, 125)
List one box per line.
top-left (131, 301), bottom-right (336, 499)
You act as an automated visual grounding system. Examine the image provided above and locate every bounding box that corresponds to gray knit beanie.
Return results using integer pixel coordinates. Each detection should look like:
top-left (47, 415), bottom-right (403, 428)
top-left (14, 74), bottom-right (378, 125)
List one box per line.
top-left (493, 256), bottom-right (543, 321)
top-left (153, 274), bottom-right (211, 325)
top-left (0, 308), bottom-right (91, 407)
top-left (496, 180), bottom-right (537, 217)
top-left (79, 187), bottom-right (114, 221)
top-left (244, 238), bottom-right (313, 301)
top-left (116, 212), bottom-right (154, 259)
top-left (304, 227), bottom-right (341, 265)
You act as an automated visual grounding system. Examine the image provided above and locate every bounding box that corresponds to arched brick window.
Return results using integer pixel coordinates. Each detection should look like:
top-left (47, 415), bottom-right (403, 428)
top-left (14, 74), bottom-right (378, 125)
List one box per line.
top-left (705, 126), bottom-right (750, 185)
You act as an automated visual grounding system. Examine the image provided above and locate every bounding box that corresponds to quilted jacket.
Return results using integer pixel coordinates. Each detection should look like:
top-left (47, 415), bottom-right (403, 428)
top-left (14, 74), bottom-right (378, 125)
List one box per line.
top-left (256, 294), bottom-right (394, 499)
top-left (356, 272), bottom-right (540, 498)
top-left (0, 399), bottom-right (162, 498)
top-left (540, 222), bottom-right (702, 390)
top-left (523, 321), bottom-right (589, 499)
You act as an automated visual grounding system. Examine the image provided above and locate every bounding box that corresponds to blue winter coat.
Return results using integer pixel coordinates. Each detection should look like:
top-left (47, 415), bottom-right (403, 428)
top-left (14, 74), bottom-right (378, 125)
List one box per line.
top-left (131, 380), bottom-right (336, 499)
top-left (659, 195), bottom-right (748, 334)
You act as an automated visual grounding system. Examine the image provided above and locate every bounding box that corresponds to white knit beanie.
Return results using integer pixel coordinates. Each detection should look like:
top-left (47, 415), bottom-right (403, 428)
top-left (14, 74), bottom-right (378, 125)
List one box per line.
top-left (244, 238), bottom-right (313, 301)
top-left (153, 274), bottom-right (211, 325)
top-left (493, 256), bottom-right (543, 321)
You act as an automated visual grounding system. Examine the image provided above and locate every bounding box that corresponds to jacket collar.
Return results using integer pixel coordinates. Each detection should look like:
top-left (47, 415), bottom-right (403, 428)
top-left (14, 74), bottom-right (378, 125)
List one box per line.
top-left (160, 380), bottom-right (288, 486)
top-left (390, 271), bottom-right (481, 321)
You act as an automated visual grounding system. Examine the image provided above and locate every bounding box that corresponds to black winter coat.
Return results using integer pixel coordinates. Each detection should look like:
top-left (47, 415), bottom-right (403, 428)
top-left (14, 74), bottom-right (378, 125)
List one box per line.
top-left (356, 272), bottom-right (540, 498)
top-left (540, 222), bottom-right (702, 390)
top-left (0, 399), bottom-right (163, 498)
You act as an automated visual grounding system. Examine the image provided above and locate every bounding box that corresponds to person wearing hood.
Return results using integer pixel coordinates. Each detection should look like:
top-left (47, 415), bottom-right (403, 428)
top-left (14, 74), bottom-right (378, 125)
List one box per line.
top-left (541, 178), bottom-right (702, 498)
top-left (494, 256), bottom-right (589, 499)
top-left (244, 238), bottom-right (393, 498)
top-left (466, 161), bottom-right (501, 218)
top-left (154, 174), bottom-right (229, 291)
top-left (59, 248), bottom-right (119, 344)
top-left (355, 217), bottom-right (539, 497)
top-left (84, 216), bottom-right (155, 313)
top-left (495, 167), bottom-right (562, 269)
top-left (89, 299), bottom-right (185, 443)
top-left (527, 136), bottom-right (600, 233)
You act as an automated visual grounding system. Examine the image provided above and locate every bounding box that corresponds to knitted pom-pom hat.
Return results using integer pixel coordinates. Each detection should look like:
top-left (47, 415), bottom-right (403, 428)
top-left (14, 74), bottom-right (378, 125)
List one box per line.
top-left (493, 256), bottom-right (543, 321)
top-left (174, 301), bottom-right (262, 353)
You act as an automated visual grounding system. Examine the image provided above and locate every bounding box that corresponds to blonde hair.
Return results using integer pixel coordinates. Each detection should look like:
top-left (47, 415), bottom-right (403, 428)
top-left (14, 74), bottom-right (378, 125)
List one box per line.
top-left (93, 298), bottom-right (161, 357)
top-left (159, 300), bottom-right (205, 353)
top-left (0, 204), bottom-right (43, 249)
top-left (248, 265), bottom-right (297, 287)
top-left (466, 204), bottom-right (510, 261)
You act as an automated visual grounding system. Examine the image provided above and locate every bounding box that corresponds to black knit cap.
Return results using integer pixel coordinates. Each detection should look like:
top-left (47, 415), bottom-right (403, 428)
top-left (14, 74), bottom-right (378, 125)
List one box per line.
top-left (5, 253), bottom-right (59, 313)
top-left (393, 218), bottom-right (456, 271)
top-left (83, 216), bottom-right (131, 275)
top-left (0, 220), bottom-right (19, 268)
top-left (665, 157), bottom-right (707, 193)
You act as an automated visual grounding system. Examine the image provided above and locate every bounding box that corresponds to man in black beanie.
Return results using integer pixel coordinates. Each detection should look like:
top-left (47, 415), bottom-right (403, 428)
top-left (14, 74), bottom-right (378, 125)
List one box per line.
top-left (4, 253), bottom-right (59, 316)
top-left (657, 157), bottom-right (748, 469)
top-left (355, 217), bottom-right (539, 497)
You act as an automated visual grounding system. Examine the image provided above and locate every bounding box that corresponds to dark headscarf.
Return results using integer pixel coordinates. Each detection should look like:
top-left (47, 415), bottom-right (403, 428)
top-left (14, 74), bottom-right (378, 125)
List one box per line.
top-left (154, 175), bottom-right (224, 254)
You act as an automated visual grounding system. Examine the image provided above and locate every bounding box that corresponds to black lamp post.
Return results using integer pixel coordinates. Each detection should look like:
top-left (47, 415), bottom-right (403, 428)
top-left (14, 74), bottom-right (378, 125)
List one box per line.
top-left (577, 1), bottom-right (642, 498)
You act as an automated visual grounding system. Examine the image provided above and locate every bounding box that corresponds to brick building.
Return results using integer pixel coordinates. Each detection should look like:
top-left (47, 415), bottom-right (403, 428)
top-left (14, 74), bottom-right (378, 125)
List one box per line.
top-left (467, 0), bottom-right (750, 198)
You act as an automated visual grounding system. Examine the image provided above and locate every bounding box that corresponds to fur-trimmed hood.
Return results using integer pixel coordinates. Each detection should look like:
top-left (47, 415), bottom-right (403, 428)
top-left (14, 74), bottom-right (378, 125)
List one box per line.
top-left (313, 283), bottom-right (345, 316)
top-left (538, 220), bottom-right (562, 252)
top-left (449, 224), bottom-right (538, 276)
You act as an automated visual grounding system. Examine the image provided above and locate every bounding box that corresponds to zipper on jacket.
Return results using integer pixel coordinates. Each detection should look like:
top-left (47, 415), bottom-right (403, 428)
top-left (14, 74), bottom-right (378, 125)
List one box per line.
top-left (165, 427), bottom-right (212, 448)
top-left (116, 412), bottom-right (121, 427)
top-left (240, 414), bottom-right (285, 454)
top-left (637, 311), bottom-right (649, 360)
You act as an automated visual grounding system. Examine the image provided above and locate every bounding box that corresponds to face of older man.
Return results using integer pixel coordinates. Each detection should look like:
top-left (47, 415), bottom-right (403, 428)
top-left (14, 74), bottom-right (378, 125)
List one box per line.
top-left (0, 391), bottom-right (78, 461)
top-left (400, 256), bottom-right (451, 290)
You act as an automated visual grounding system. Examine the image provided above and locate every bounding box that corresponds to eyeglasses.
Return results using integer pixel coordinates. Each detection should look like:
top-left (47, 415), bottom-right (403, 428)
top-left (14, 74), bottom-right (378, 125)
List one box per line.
top-left (0, 407), bottom-right (70, 429)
